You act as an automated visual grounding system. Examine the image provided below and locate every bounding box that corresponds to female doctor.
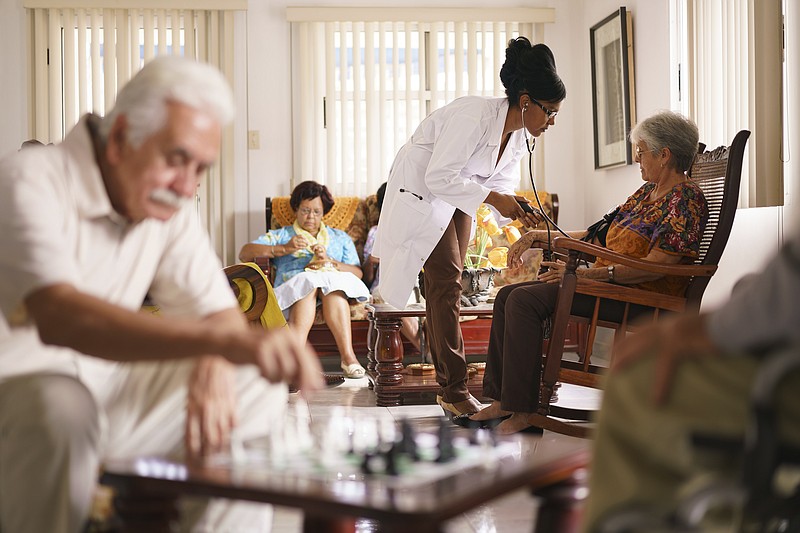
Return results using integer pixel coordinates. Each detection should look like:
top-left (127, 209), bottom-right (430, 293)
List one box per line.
top-left (373, 37), bottom-right (566, 418)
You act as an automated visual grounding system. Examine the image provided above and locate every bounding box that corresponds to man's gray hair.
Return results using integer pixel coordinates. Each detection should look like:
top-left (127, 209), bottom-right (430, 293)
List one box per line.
top-left (629, 111), bottom-right (700, 173)
top-left (98, 56), bottom-right (235, 148)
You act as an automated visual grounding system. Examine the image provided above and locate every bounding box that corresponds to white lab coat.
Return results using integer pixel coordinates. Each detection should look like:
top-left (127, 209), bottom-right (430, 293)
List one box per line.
top-left (374, 96), bottom-right (528, 309)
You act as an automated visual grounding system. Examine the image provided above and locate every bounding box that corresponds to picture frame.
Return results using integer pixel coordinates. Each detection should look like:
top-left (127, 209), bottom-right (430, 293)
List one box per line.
top-left (590, 7), bottom-right (636, 169)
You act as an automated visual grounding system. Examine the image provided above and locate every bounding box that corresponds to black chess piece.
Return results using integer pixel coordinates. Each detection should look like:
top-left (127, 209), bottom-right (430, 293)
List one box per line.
top-left (385, 444), bottom-right (400, 476)
top-left (360, 451), bottom-right (374, 475)
top-left (436, 418), bottom-right (456, 463)
top-left (397, 420), bottom-right (419, 461)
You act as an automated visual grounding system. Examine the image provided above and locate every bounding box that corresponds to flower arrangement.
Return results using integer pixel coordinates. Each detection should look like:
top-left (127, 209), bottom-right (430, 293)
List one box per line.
top-left (465, 205), bottom-right (522, 269)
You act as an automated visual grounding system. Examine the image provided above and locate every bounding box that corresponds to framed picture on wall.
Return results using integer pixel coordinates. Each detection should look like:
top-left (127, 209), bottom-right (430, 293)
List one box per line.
top-left (590, 7), bottom-right (636, 169)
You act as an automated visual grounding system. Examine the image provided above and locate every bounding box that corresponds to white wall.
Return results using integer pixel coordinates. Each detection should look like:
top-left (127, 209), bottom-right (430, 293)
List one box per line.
top-left (0, 0), bottom-right (791, 307)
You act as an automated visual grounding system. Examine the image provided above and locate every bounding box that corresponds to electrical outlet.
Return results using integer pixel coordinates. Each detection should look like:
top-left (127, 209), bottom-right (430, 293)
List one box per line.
top-left (248, 130), bottom-right (260, 150)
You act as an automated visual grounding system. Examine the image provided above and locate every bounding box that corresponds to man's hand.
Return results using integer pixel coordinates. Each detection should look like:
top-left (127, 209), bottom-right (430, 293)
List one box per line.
top-left (226, 326), bottom-right (324, 393)
top-left (186, 356), bottom-right (237, 456)
top-left (611, 314), bottom-right (720, 405)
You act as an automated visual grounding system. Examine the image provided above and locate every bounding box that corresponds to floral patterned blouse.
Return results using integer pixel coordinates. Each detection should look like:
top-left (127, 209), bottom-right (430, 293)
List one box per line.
top-left (250, 225), bottom-right (361, 287)
top-left (593, 180), bottom-right (709, 296)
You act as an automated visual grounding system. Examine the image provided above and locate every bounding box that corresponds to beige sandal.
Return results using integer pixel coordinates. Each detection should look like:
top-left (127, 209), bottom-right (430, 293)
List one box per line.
top-left (340, 362), bottom-right (366, 379)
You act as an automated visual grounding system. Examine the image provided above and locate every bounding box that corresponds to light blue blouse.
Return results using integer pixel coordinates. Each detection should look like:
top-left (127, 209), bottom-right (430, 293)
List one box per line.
top-left (251, 226), bottom-right (360, 287)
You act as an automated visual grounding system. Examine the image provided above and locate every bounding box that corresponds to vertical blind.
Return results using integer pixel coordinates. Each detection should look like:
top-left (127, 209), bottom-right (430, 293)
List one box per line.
top-left (288, 8), bottom-right (553, 197)
top-left (26, 4), bottom-right (244, 265)
top-left (685, 0), bottom-right (784, 208)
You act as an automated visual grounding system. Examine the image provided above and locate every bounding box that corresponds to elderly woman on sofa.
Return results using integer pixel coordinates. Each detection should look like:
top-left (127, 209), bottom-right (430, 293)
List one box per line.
top-left (239, 180), bottom-right (369, 378)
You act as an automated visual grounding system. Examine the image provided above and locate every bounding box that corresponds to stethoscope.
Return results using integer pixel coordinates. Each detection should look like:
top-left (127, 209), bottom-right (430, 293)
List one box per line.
top-left (520, 104), bottom-right (572, 248)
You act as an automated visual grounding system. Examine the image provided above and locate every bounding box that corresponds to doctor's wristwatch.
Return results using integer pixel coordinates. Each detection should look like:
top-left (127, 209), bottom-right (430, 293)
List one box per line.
top-left (607, 264), bottom-right (615, 282)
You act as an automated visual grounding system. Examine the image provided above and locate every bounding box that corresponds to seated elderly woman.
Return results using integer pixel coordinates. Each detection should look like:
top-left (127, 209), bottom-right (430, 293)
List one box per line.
top-left (459, 110), bottom-right (709, 434)
top-left (239, 180), bottom-right (369, 378)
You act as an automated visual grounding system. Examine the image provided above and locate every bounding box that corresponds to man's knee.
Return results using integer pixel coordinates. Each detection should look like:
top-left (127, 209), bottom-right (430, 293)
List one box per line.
top-left (0, 375), bottom-right (101, 532)
top-left (2, 374), bottom-right (100, 448)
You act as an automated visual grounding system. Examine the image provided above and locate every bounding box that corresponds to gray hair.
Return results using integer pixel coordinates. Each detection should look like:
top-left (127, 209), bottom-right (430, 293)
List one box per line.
top-left (629, 111), bottom-right (699, 173)
top-left (98, 56), bottom-right (235, 148)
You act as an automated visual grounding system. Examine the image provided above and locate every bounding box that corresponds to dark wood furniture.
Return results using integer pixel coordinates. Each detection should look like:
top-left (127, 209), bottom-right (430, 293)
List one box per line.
top-left (100, 429), bottom-right (590, 533)
top-left (533, 130), bottom-right (751, 438)
top-left (366, 304), bottom-right (494, 407)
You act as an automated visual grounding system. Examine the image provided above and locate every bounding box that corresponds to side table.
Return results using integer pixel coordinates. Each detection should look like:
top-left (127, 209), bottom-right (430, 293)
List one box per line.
top-left (365, 303), bottom-right (493, 407)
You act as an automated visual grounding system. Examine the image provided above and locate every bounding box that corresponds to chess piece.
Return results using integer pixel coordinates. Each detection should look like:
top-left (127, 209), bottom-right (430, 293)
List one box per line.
top-left (436, 418), bottom-right (456, 463)
top-left (396, 420), bottom-right (418, 461)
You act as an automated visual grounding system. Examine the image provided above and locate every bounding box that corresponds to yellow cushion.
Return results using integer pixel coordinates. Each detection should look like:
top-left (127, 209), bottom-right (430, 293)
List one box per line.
top-left (271, 196), bottom-right (369, 260)
top-left (271, 196), bottom-right (361, 231)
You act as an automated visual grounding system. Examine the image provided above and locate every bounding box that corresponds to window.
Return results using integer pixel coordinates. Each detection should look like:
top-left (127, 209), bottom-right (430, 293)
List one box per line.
top-left (672, 0), bottom-right (785, 208)
top-left (288, 8), bottom-right (554, 196)
top-left (26, 2), bottom-right (246, 265)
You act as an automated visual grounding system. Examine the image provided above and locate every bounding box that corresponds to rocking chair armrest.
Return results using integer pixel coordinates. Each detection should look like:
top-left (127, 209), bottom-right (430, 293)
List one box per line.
top-left (553, 237), bottom-right (718, 278)
top-left (529, 239), bottom-right (570, 258)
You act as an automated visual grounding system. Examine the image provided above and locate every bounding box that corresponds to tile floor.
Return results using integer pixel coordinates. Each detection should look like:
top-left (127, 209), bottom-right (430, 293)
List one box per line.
top-left (270, 363), bottom-right (602, 533)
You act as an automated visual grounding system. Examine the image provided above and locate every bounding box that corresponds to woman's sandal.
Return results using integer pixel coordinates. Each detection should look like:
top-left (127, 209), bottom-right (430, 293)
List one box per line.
top-left (340, 362), bottom-right (366, 379)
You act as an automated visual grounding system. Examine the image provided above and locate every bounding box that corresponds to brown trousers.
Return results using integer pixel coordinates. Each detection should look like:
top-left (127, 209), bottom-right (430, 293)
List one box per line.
top-left (423, 210), bottom-right (472, 402)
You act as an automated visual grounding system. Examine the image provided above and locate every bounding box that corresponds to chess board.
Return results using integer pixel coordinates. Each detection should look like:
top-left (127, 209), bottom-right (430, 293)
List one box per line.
top-left (210, 407), bottom-right (522, 490)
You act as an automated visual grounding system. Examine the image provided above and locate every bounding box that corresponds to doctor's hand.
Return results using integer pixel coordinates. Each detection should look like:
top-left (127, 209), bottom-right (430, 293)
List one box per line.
top-left (485, 192), bottom-right (543, 228)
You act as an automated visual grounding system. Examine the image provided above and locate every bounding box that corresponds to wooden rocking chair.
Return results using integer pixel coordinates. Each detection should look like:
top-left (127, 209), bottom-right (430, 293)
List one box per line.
top-left (530, 130), bottom-right (751, 438)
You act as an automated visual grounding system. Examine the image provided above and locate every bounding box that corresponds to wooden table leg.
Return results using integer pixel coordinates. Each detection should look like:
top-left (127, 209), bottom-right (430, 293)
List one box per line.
top-left (374, 316), bottom-right (404, 406)
top-left (366, 311), bottom-right (377, 375)
top-left (531, 468), bottom-right (588, 533)
top-left (113, 488), bottom-right (180, 532)
top-left (302, 514), bottom-right (357, 532)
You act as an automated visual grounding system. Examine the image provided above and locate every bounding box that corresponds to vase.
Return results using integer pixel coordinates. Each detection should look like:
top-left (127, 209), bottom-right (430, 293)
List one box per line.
top-left (417, 266), bottom-right (498, 306)
top-left (460, 266), bottom-right (498, 306)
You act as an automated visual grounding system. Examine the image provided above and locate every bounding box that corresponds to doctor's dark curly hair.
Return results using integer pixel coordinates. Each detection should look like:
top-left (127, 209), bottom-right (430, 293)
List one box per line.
top-left (500, 37), bottom-right (566, 106)
top-left (289, 180), bottom-right (335, 214)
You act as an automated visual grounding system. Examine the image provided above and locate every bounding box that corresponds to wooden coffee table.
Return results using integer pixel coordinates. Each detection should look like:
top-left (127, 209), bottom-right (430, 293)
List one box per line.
top-left (365, 303), bottom-right (494, 407)
top-left (101, 430), bottom-right (590, 533)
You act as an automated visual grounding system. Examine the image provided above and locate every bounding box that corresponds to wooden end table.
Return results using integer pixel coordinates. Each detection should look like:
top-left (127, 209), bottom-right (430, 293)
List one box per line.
top-left (365, 303), bottom-right (494, 407)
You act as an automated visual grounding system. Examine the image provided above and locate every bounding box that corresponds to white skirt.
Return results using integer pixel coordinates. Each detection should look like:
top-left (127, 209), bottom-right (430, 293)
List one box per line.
top-left (273, 271), bottom-right (370, 312)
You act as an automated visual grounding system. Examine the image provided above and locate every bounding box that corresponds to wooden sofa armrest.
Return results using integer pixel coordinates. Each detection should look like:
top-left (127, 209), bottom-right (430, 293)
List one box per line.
top-left (253, 257), bottom-right (273, 281)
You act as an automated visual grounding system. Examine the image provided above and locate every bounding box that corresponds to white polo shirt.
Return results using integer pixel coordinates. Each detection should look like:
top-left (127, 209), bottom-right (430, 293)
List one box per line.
top-left (0, 115), bottom-right (236, 397)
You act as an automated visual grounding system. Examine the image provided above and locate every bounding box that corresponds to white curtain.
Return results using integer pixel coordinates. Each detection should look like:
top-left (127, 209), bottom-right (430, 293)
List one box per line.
top-left (26, 3), bottom-right (245, 264)
top-left (685, 0), bottom-right (783, 208)
top-left (288, 8), bottom-right (553, 197)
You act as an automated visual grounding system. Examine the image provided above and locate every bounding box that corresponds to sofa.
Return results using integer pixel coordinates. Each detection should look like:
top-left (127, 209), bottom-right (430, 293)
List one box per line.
top-left (254, 191), bottom-right (559, 359)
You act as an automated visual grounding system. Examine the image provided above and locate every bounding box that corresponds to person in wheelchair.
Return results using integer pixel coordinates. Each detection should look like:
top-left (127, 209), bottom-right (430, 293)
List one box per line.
top-left (583, 231), bottom-right (800, 532)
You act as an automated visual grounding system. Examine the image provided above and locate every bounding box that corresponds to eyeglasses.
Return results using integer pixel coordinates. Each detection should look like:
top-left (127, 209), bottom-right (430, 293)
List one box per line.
top-left (634, 146), bottom-right (655, 159)
top-left (298, 207), bottom-right (323, 217)
top-left (529, 97), bottom-right (558, 120)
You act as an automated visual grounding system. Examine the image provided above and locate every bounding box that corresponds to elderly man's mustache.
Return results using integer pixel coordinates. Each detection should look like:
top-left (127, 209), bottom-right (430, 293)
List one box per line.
top-left (150, 189), bottom-right (192, 209)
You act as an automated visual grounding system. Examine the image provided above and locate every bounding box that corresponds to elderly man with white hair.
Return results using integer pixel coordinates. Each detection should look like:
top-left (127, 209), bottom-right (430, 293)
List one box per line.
top-left (0, 56), bottom-right (322, 532)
